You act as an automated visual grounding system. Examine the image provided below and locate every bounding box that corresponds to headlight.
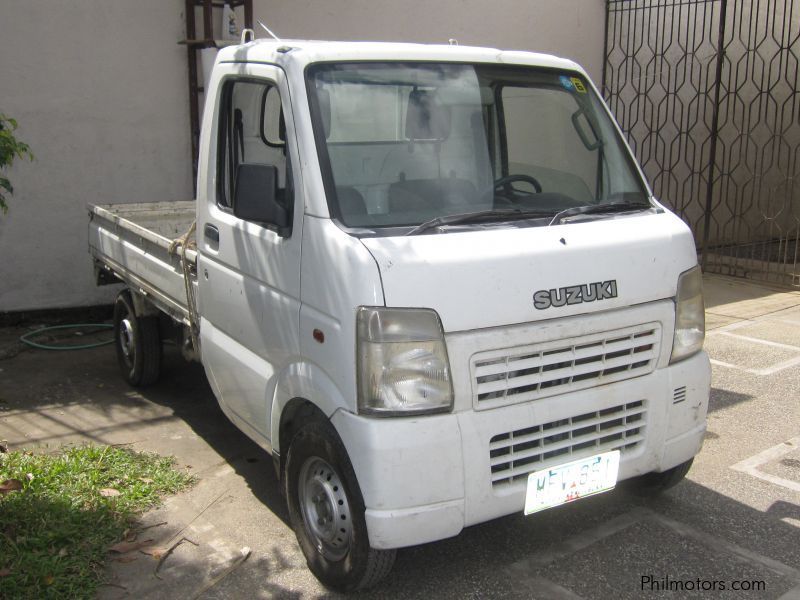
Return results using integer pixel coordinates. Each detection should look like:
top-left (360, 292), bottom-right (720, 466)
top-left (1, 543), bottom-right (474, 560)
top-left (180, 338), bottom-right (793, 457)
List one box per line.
top-left (357, 307), bottom-right (453, 416)
top-left (671, 265), bottom-right (705, 363)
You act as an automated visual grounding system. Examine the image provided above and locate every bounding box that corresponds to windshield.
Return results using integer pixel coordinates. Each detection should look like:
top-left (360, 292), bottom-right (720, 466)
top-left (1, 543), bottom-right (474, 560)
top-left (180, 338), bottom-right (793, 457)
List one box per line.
top-left (306, 62), bottom-right (649, 231)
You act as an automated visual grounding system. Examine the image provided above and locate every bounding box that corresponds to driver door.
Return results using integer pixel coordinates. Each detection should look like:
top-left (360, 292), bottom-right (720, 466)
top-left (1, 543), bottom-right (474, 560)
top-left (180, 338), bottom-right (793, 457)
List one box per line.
top-left (196, 64), bottom-right (302, 449)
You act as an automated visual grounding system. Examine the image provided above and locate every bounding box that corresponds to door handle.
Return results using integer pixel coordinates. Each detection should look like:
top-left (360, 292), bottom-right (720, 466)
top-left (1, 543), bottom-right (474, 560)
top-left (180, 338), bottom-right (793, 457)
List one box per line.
top-left (204, 224), bottom-right (219, 250)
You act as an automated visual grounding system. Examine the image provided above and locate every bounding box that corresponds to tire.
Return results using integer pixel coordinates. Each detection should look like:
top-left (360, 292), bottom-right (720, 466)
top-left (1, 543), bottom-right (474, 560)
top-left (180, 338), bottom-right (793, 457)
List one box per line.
top-left (113, 290), bottom-right (161, 387)
top-left (285, 420), bottom-right (396, 592)
top-left (624, 458), bottom-right (693, 496)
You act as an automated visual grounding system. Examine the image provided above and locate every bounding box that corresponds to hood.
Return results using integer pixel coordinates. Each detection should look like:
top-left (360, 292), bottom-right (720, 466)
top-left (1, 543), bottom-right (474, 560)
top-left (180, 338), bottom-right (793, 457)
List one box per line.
top-left (360, 211), bottom-right (697, 333)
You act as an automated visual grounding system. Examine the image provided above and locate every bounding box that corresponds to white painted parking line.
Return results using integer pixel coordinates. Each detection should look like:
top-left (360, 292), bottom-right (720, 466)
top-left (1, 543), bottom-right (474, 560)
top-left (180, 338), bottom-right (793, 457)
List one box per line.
top-left (710, 355), bottom-right (800, 376)
top-left (758, 355), bottom-right (800, 376)
top-left (505, 563), bottom-right (587, 600)
top-left (710, 358), bottom-right (742, 371)
top-left (777, 583), bottom-right (800, 600)
top-left (707, 318), bottom-right (800, 375)
top-left (717, 331), bottom-right (800, 352)
top-left (706, 320), bottom-right (762, 334)
top-left (647, 511), bottom-right (800, 582)
top-left (524, 508), bottom-right (648, 568)
top-left (524, 577), bottom-right (586, 599)
top-left (505, 506), bottom-right (800, 590)
top-left (764, 316), bottom-right (800, 327)
top-left (731, 437), bottom-right (800, 493)
top-left (782, 518), bottom-right (800, 529)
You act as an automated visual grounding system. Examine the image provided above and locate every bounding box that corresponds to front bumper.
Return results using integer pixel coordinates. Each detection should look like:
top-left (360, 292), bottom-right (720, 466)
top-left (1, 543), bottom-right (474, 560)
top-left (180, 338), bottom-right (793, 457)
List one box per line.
top-left (331, 350), bottom-right (711, 550)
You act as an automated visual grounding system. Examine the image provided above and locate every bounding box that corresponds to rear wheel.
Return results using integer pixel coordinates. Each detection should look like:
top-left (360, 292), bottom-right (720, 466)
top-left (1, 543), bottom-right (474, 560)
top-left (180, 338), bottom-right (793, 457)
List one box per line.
top-left (113, 290), bottom-right (161, 387)
top-left (624, 458), bottom-right (693, 496)
top-left (285, 420), bottom-right (395, 592)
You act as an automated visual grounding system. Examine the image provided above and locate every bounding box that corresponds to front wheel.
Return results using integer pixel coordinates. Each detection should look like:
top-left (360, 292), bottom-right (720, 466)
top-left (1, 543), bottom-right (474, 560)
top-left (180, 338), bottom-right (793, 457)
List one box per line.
top-left (285, 420), bottom-right (395, 592)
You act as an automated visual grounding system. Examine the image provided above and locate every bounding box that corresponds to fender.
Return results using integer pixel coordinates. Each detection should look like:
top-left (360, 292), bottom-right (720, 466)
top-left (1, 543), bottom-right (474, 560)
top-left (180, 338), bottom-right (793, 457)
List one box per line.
top-left (270, 359), bottom-right (350, 454)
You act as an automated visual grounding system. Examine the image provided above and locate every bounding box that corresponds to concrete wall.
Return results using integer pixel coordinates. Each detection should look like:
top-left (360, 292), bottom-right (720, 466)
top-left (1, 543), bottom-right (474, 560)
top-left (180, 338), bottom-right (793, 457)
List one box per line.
top-left (255, 0), bottom-right (607, 81)
top-left (0, 1), bottom-right (192, 312)
top-left (0, 0), bottom-right (605, 312)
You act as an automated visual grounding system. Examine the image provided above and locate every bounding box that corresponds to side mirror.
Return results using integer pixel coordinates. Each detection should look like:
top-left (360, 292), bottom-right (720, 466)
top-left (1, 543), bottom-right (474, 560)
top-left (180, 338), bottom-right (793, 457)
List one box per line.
top-left (233, 163), bottom-right (291, 236)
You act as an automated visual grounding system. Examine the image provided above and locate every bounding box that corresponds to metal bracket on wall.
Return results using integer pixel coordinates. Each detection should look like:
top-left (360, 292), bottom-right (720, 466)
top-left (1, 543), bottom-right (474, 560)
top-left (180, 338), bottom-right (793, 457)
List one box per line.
top-left (181, 0), bottom-right (253, 194)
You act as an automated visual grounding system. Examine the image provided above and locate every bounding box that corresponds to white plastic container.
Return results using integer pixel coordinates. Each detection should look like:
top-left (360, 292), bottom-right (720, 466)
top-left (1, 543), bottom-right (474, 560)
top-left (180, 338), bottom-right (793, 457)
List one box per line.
top-left (222, 2), bottom-right (238, 40)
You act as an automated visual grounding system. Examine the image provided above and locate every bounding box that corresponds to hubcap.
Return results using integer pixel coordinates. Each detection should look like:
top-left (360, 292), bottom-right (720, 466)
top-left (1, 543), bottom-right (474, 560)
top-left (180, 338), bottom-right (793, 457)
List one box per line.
top-left (119, 317), bottom-right (135, 367)
top-left (298, 457), bottom-right (353, 561)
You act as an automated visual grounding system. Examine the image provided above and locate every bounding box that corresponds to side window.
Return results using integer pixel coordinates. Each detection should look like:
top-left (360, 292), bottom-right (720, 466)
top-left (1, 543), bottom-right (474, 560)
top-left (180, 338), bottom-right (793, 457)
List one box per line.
top-left (216, 79), bottom-right (292, 214)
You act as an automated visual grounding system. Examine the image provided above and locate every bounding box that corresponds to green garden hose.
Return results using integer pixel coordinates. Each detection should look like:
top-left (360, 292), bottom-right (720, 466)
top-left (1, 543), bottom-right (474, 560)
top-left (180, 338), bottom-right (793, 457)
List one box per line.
top-left (19, 324), bottom-right (114, 351)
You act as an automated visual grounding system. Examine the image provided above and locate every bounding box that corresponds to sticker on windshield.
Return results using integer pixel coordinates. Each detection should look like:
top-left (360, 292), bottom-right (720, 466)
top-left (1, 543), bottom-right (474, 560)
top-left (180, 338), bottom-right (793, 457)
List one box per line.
top-left (559, 76), bottom-right (575, 91)
top-left (571, 77), bottom-right (588, 93)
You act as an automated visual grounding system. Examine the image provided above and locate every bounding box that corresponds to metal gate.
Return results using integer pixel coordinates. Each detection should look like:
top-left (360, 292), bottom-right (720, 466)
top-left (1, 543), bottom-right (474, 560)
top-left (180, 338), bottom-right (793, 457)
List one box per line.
top-left (603, 0), bottom-right (800, 287)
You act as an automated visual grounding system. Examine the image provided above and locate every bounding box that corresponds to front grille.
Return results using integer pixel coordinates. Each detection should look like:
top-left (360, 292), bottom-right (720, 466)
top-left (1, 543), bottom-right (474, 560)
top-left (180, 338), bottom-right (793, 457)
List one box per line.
top-left (472, 323), bottom-right (660, 409)
top-left (489, 401), bottom-right (646, 487)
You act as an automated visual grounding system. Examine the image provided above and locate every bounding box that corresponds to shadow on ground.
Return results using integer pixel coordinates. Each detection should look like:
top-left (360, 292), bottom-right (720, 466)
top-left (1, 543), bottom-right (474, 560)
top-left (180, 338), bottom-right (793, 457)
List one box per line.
top-left (119, 357), bottom-right (799, 599)
top-left (708, 387), bottom-right (754, 413)
top-left (2, 326), bottom-right (799, 599)
top-left (141, 348), bottom-right (290, 527)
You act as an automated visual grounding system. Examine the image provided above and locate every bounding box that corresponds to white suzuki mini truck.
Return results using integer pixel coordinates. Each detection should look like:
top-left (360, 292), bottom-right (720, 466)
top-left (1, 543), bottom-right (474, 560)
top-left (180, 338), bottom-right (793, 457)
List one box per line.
top-left (88, 39), bottom-right (711, 591)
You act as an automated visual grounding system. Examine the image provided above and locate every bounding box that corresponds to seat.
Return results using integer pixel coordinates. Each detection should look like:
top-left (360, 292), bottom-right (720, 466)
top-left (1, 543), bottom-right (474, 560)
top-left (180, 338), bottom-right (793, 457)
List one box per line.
top-left (336, 186), bottom-right (368, 219)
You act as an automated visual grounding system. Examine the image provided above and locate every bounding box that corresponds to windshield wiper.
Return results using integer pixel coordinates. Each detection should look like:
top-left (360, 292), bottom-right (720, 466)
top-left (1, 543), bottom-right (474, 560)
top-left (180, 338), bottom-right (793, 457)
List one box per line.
top-left (548, 201), bottom-right (652, 226)
top-left (405, 208), bottom-right (553, 236)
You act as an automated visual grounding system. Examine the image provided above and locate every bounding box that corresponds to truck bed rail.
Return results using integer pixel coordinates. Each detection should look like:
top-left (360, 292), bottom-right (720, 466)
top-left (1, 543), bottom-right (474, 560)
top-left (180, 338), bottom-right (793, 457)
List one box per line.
top-left (88, 201), bottom-right (198, 325)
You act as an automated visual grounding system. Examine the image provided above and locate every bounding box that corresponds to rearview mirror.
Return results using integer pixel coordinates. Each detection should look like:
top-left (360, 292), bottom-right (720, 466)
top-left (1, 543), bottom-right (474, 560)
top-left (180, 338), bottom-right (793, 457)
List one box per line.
top-left (571, 108), bottom-right (601, 151)
top-left (233, 163), bottom-right (291, 236)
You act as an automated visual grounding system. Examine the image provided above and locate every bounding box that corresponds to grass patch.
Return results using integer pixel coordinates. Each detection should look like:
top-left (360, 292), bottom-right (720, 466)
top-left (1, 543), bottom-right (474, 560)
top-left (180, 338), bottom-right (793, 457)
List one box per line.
top-left (0, 445), bottom-right (194, 599)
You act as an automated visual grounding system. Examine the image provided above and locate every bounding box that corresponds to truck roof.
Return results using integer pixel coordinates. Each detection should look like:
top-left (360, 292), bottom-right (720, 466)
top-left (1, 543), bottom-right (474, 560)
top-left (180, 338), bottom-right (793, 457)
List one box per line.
top-left (215, 39), bottom-right (584, 74)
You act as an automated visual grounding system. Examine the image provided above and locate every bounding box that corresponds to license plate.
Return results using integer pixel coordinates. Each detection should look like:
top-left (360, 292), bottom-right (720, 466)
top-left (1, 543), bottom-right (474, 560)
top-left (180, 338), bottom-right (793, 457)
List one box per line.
top-left (524, 450), bottom-right (620, 515)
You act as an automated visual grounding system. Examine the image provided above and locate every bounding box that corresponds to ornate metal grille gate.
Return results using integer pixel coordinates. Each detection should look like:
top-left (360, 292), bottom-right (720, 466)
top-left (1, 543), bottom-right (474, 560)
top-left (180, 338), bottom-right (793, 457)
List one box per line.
top-left (603, 0), bottom-right (800, 287)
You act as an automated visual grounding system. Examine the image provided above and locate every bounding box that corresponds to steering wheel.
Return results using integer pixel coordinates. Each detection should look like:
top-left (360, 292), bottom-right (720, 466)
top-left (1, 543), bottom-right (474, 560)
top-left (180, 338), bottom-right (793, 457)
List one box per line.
top-left (494, 174), bottom-right (543, 194)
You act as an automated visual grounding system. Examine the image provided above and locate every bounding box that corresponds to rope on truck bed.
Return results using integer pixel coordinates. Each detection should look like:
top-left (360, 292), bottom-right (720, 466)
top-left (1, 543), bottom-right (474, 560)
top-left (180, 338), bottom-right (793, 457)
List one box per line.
top-left (168, 220), bottom-right (200, 354)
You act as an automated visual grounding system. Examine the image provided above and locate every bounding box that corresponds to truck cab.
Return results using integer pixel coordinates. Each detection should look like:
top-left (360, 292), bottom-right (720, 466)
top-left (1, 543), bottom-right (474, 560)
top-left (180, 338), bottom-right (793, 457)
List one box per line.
top-left (91, 39), bottom-right (710, 592)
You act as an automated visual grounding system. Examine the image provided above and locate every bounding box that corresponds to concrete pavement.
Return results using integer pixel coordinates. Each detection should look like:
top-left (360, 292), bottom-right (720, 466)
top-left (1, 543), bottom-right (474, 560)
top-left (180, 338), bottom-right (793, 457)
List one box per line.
top-left (0, 274), bottom-right (798, 599)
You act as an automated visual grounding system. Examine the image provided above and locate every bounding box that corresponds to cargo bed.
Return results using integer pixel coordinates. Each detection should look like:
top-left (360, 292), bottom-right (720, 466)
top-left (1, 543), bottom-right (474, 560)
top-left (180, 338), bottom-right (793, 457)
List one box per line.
top-left (88, 201), bottom-right (197, 324)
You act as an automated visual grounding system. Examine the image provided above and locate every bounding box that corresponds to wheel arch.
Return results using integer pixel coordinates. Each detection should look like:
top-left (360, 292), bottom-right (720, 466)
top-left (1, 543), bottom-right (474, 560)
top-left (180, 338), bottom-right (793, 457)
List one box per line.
top-left (276, 397), bottom-right (326, 478)
top-left (270, 360), bottom-right (351, 477)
